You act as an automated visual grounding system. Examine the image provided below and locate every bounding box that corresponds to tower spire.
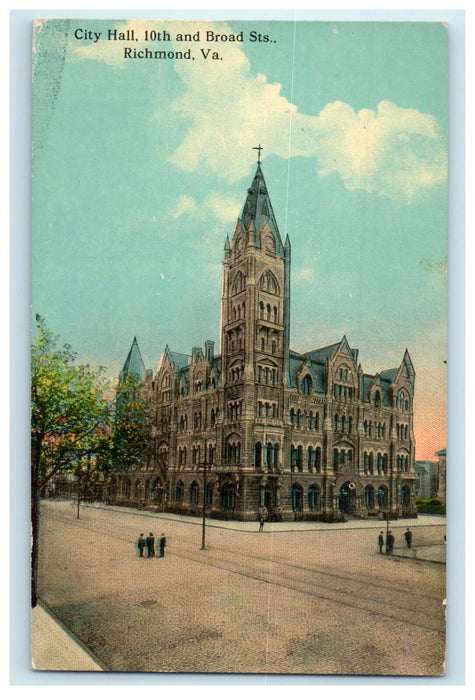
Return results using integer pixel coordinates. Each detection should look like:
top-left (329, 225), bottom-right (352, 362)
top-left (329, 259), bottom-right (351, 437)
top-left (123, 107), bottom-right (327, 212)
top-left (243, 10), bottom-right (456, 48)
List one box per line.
top-left (237, 155), bottom-right (283, 255)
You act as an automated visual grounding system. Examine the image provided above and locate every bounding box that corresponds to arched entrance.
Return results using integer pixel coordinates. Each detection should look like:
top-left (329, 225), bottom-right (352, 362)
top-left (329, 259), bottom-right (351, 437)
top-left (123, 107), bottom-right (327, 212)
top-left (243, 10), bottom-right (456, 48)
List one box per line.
top-left (220, 482), bottom-right (236, 511)
top-left (338, 481), bottom-right (355, 513)
top-left (400, 485), bottom-right (410, 506)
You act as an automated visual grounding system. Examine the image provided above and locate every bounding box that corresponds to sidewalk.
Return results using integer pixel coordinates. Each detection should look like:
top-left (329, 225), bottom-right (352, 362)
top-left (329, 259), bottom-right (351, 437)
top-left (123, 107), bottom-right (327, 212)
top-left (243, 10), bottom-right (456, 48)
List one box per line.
top-left (32, 602), bottom-right (104, 671)
top-left (83, 501), bottom-right (446, 533)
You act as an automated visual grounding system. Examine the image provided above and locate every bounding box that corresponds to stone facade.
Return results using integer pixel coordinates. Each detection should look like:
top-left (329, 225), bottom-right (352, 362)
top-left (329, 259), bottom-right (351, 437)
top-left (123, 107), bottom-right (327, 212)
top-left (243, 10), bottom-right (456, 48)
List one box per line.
top-left (108, 161), bottom-right (418, 521)
top-left (435, 448), bottom-right (446, 504)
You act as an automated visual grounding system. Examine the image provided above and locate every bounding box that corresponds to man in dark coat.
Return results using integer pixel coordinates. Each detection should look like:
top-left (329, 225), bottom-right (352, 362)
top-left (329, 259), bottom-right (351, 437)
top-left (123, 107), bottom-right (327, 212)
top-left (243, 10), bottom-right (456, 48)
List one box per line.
top-left (137, 533), bottom-right (146, 557)
top-left (378, 531), bottom-right (384, 554)
top-left (159, 533), bottom-right (167, 558)
top-left (404, 527), bottom-right (413, 548)
top-left (146, 532), bottom-right (155, 558)
top-left (386, 530), bottom-right (394, 554)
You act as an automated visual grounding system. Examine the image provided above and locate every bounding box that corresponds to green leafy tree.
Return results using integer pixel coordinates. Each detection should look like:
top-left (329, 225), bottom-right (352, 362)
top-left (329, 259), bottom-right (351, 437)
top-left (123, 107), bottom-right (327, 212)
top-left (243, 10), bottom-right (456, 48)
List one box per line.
top-left (31, 317), bottom-right (153, 606)
top-left (108, 373), bottom-right (152, 472)
top-left (31, 316), bottom-right (110, 606)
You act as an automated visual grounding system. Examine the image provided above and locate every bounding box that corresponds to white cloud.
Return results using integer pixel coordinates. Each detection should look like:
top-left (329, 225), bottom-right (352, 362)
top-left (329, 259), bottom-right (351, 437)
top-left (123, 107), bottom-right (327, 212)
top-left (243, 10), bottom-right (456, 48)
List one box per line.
top-left (169, 45), bottom-right (447, 201)
top-left (166, 192), bottom-right (241, 225)
top-left (69, 19), bottom-right (447, 203)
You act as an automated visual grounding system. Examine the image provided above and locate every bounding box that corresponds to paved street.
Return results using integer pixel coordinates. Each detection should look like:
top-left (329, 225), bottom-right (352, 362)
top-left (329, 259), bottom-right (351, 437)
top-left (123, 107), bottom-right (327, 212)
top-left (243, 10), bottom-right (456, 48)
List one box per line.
top-left (36, 500), bottom-right (446, 675)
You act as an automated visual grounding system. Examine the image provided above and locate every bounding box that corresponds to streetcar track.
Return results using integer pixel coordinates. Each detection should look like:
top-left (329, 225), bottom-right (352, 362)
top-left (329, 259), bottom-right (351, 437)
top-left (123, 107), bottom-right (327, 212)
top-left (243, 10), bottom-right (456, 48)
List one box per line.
top-left (45, 507), bottom-right (444, 602)
top-left (43, 507), bottom-right (445, 635)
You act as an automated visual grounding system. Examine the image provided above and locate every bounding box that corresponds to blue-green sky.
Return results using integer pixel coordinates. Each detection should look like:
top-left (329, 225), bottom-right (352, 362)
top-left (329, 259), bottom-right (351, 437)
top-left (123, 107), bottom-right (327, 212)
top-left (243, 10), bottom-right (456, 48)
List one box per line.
top-left (32, 19), bottom-right (447, 458)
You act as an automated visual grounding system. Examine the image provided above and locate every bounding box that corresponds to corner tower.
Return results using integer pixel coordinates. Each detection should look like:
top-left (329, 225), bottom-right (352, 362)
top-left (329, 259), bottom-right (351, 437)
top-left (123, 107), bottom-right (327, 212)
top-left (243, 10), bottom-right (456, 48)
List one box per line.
top-left (220, 152), bottom-right (290, 478)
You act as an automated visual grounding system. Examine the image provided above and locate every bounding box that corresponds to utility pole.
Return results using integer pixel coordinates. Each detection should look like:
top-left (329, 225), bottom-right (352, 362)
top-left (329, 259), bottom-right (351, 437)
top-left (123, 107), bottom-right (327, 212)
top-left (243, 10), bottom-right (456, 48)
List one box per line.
top-left (201, 461), bottom-right (207, 550)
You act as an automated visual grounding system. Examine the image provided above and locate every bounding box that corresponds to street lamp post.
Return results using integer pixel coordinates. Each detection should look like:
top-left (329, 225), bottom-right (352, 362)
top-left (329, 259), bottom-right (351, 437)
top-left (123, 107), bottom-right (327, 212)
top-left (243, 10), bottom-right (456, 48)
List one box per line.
top-left (201, 460), bottom-right (207, 550)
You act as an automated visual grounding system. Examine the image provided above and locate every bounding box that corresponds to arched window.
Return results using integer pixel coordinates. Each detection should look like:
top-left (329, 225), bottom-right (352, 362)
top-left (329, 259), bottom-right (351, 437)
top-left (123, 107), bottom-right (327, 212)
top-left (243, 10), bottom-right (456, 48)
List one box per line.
top-left (297, 445), bottom-right (304, 472)
top-left (259, 271), bottom-right (279, 294)
top-left (254, 442), bottom-right (262, 470)
top-left (333, 448), bottom-right (339, 471)
top-left (291, 483), bottom-right (303, 511)
top-left (273, 443), bottom-right (279, 469)
top-left (307, 446), bottom-right (313, 470)
top-left (300, 375), bottom-right (312, 394)
top-left (175, 481), bottom-right (184, 503)
top-left (377, 486), bottom-right (388, 507)
top-left (400, 485), bottom-right (410, 506)
top-left (314, 446), bottom-right (321, 472)
top-left (308, 485), bottom-right (321, 511)
top-left (189, 481), bottom-right (199, 505)
top-left (232, 270), bottom-right (246, 294)
top-left (290, 444), bottom-right (297, 470)
top-left (363, 485), bottom-right (375, 509)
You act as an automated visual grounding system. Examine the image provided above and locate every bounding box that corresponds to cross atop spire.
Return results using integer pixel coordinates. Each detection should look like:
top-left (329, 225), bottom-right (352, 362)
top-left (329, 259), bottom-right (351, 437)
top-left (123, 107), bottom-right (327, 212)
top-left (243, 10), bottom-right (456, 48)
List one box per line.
top-left (252, 144), bottom-right (263, 164)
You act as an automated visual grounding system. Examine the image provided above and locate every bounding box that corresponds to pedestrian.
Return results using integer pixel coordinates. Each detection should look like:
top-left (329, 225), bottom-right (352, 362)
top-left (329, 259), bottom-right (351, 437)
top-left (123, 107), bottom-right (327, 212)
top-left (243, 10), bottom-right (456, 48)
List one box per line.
top-left (159, 533), bottom-right (167, 558)
top-left (378, 531), bottom-right (384, 554)
top-left (386, 530), bottom-right (394, 554)
top-left (137, 533), bottom-right (146, 557)
top-left (259, 513), bottom-right (265, 532)
top-left (404, 527), bottom-right (413, 548)
top-left (146, 532), bottom-right (155, 558)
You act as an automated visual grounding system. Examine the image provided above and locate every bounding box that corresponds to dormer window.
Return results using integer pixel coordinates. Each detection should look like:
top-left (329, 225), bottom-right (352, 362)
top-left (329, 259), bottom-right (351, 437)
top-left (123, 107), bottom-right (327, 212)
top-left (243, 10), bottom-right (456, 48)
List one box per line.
top-left (373, 390), bottom-right (382, 407)
top-left (300, 375), bottom-right (312, 394)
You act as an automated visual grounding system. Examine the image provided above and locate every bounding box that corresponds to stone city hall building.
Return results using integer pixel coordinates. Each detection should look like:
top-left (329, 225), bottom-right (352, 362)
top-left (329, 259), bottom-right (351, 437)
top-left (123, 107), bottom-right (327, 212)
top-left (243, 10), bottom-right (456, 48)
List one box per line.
top-left (109, 157), bottom-right (417, 521)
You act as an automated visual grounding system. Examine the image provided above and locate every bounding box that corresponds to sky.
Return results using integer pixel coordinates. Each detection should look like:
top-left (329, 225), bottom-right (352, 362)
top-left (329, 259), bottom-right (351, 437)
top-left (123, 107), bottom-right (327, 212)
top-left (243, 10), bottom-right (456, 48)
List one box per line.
top-left (31, 19), bottom-right (447, 460)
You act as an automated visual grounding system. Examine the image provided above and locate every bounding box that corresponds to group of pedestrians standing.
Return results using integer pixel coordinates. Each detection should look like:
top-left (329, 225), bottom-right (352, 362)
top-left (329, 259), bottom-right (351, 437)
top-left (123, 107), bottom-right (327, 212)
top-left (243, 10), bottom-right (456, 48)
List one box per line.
top-left (136, 532), bottom-right (167, 558)
top-left (378, 527), bottom-right (412, 554)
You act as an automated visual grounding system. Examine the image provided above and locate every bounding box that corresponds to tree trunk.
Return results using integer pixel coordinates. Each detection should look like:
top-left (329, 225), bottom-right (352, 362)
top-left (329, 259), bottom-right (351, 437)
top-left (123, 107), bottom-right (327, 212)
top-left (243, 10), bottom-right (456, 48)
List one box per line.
top-left (31, 478), bottom-right (40, 608)
top-left (30, 438), bottom-right (43, 608)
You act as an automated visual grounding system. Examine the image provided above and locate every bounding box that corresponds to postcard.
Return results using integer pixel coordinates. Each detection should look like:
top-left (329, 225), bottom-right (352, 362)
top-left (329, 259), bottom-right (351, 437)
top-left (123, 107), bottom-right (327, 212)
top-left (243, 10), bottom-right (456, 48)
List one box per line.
top-left (31, 18), bottom-right (447, 674)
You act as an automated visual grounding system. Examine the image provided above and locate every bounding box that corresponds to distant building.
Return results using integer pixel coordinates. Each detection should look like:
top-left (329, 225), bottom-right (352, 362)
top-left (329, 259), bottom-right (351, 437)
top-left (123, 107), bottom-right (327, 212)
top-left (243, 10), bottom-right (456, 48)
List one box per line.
top-left (413, 461), bottom-right (438, 499)
top-left (435, 448), bottom-right (446, 503)
top-left (107, 156), bottom-right (417, 521)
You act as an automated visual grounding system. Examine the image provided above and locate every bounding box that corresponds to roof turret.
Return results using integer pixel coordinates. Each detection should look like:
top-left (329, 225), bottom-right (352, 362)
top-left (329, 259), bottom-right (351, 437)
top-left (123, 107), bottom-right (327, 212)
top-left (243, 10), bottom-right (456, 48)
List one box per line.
top-left (121, 336), bottom-right (146, 381)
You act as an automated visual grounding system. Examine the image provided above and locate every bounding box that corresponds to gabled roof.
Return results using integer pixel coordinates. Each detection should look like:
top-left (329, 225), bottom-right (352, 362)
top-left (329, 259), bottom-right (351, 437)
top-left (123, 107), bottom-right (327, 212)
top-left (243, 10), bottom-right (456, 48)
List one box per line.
top-left (288, 350), bottom-right (326, 394)
top-left (121, 337), bottom-right (146, 380)
top-left (304, 342), bottom-right (340, 362)
top-left (379, 368), bottom-right (398, 382)
top-left (161, 345), bottom-right (190, 373)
